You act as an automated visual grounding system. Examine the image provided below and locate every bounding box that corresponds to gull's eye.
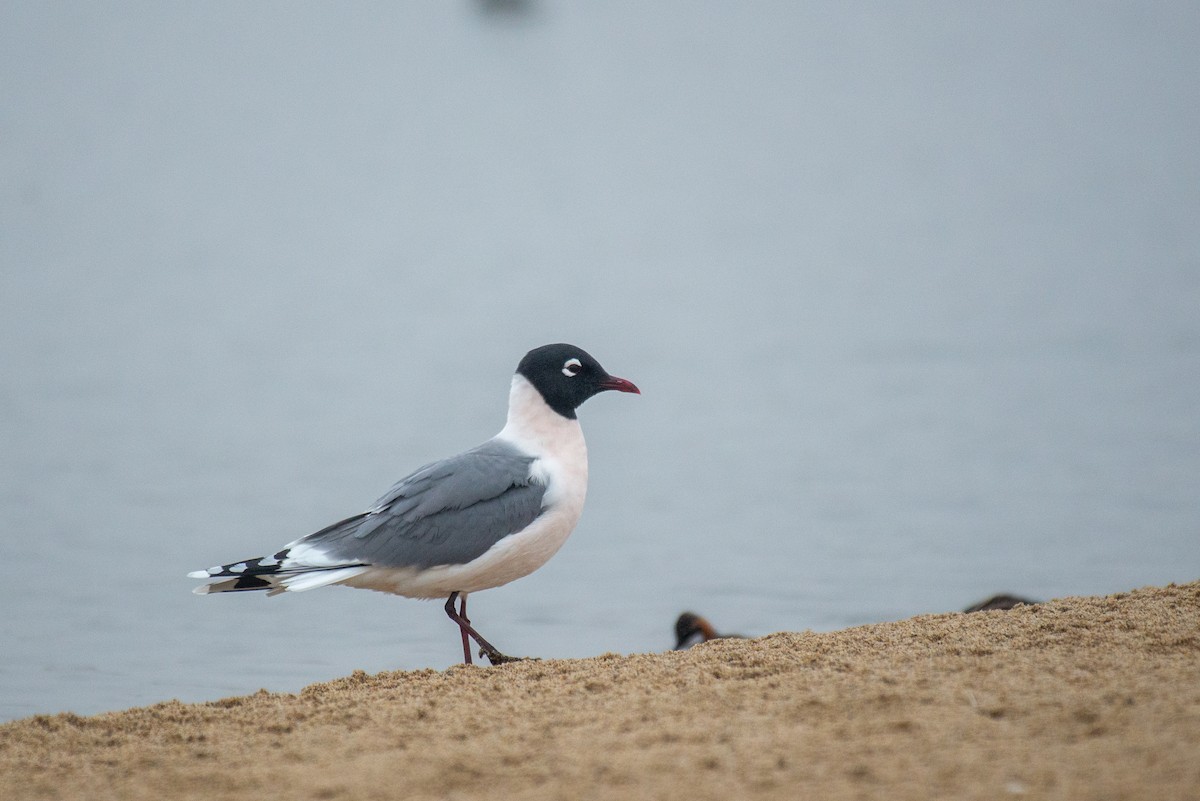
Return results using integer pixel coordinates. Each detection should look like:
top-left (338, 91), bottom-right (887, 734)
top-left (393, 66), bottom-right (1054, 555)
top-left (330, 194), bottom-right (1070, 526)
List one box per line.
top-left (562, 358), bottom-right (583, 377)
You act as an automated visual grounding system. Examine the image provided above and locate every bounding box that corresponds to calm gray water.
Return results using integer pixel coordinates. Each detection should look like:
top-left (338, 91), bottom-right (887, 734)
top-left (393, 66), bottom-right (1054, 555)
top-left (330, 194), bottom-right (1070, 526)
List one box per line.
top-left (2, 3), bottom-right (1198, 722)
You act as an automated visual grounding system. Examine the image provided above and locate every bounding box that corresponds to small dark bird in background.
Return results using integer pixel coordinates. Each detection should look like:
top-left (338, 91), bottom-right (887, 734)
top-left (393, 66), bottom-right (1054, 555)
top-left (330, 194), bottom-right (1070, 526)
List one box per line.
top-left (673, 594), bottom-right (1041, 652)
top-left (674, 612), bottom-right (745, 650)
top-left (963, 594), bottom-right (1040, 613)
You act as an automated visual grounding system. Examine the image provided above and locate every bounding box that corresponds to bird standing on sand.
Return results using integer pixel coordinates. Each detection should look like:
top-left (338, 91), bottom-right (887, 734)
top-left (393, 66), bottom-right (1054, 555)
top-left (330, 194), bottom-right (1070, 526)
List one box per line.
top-left (190, 344), bottom-right (640, 665)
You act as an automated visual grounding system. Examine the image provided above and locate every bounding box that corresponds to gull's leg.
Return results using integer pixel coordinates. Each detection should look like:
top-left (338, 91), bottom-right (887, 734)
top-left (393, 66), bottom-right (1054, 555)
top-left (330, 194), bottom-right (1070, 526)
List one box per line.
top-left (443, 592), bottom-right (527, 666)
top-left (458, 593), bottom-right (471, 665)
top-left (445, 592), bottom-right (473, 665)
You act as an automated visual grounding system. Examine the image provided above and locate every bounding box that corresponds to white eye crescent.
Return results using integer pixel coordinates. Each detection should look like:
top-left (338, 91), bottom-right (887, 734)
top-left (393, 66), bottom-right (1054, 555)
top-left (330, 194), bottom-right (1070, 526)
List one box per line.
top-left (562, 358), bottom-right (582, 377)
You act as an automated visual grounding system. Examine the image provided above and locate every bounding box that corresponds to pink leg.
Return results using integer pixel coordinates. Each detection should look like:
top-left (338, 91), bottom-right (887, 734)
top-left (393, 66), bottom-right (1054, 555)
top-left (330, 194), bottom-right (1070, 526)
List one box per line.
top-left (443, 592), bottom-right (523, 665)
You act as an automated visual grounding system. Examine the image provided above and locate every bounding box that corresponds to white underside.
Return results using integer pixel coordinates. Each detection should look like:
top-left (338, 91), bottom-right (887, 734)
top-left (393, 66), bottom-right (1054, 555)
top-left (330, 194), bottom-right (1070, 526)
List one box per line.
top-left (273, 374), bottom-right (589, 600)
top-left (339, 501), bottom-right (581, 598)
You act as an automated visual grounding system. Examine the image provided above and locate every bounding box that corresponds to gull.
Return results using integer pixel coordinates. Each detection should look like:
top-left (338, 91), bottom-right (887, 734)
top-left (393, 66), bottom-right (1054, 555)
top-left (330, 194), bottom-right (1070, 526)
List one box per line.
top-left (190, 343), bottom-right (639, 665)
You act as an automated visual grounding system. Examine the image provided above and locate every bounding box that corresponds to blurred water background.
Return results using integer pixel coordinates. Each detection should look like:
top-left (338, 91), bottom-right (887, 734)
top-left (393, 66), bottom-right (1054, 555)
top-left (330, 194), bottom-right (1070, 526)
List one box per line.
top-left (2, 2), bottom-right (1198, 722)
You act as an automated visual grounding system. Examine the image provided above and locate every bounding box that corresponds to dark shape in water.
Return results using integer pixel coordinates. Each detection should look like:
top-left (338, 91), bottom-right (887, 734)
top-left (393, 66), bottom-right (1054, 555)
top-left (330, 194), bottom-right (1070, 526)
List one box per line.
top-left (476, 0), bottom-right (535, 17)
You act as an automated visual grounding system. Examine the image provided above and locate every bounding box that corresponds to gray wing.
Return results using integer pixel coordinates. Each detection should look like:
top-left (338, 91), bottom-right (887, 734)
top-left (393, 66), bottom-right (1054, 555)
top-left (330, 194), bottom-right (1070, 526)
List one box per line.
top-left (289, 439), bottom-right (546, 570)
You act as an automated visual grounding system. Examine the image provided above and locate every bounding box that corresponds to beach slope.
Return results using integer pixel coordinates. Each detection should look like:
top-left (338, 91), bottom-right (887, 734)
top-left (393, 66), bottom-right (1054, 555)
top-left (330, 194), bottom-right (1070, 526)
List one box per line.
top-left (2, 582), bottom-right (1197, 800)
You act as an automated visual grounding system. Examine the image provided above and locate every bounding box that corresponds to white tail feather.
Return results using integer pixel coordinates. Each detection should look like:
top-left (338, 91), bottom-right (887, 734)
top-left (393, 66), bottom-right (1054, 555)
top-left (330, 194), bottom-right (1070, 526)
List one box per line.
top-left (275, 567), bottom-right (369, 594)
top-left (192, 566), bottom-right (367, 596)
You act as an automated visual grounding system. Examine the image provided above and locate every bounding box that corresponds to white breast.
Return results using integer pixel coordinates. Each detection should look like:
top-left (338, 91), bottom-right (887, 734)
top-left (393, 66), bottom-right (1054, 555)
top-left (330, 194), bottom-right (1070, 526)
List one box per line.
top-left (342, 375), bottom-right (589, 599)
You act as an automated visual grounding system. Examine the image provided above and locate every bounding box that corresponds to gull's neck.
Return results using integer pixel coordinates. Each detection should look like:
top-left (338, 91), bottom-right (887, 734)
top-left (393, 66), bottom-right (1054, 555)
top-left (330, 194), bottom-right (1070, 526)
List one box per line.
top-left (497, 374), bottom-right (584, 456)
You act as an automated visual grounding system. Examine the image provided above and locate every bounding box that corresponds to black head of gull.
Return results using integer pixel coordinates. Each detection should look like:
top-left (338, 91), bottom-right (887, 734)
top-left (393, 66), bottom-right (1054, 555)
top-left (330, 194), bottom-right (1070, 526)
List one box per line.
top-left (190, 343), bottom-right (639, 667)
top-left (516, 343), bottom-right (640, 419)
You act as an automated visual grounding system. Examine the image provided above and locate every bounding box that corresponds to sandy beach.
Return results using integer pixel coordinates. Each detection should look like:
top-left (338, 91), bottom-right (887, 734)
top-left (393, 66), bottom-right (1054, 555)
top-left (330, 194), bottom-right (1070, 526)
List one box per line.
top-left (2, 581), bottom-right (1197, 800)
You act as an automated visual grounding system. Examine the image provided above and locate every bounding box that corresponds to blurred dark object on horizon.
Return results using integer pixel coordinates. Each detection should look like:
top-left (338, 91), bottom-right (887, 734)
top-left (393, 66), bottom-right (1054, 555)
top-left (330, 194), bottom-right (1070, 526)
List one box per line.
top-left (476, 0), bottom-right (536, 18)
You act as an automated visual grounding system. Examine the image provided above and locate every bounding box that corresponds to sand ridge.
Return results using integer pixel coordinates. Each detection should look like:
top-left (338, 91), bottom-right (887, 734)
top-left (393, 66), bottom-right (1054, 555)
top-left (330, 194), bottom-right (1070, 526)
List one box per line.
top-left (2, 582), bottom-right (1198, 800)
